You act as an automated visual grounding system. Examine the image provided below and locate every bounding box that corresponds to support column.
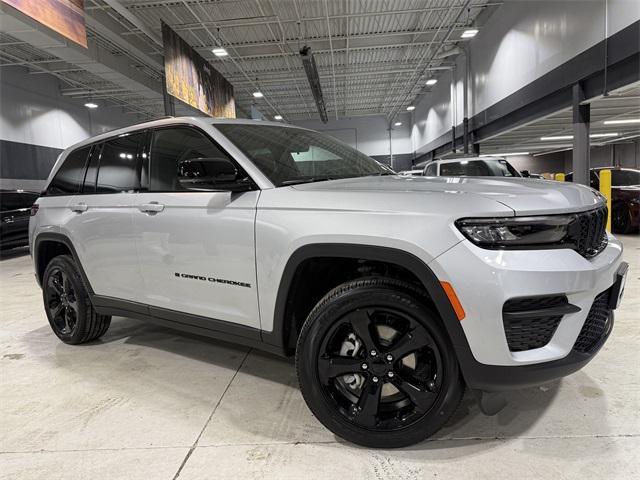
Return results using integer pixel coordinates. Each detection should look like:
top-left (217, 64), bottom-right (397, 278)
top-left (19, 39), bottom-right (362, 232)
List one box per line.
top-left (572, 83), bottom-right (590, 185)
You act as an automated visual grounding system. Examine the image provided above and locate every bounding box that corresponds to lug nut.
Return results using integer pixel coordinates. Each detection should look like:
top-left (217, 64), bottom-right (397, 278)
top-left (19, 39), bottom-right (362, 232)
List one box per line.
top-left (361, 363), bottom-right (368, 370)
top-left (370, 350), bottom-right (377, 357)
top-left (386, 354), bottom-right (393, 362)
top-left (372, 376), bottom-right (379, 383)
top-left (387, 371), bottom-right (395, 378)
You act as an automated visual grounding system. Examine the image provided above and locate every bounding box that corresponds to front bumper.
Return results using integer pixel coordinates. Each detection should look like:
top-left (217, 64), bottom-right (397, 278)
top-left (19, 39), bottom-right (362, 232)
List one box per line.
top-left (429, 234), bottom-right (625, 390)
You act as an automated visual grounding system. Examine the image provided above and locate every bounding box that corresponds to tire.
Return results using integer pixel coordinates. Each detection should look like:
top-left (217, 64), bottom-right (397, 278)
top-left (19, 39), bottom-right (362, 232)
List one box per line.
top-left (42, 254), bottom-right (111, 345)
top-left (612, 203), bottom-right (632, 234)
top-left (296, 277), bottom-right (464, 448)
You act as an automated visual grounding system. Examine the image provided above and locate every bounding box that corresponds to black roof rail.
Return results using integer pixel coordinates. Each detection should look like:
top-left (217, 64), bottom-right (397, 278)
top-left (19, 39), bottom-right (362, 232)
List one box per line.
top-left (97, 115), bottom-right (176, 137)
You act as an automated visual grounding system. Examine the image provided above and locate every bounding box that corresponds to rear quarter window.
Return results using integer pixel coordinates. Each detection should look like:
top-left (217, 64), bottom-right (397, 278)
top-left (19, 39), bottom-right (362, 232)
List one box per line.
top-left (47, 147), bottom-right (91, 195)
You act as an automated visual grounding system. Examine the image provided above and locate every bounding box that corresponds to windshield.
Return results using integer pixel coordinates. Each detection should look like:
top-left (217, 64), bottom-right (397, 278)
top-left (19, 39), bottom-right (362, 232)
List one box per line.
top-left (611, 169), bottom-right (640, 187)
top-left (439, 159), bottom-right (521, 177)
top-left (214, 124), bottom-right (390, 186)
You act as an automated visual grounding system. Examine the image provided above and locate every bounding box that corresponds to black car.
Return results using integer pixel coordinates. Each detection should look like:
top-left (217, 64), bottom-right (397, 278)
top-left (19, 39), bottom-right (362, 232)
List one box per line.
top-left (0, 189), bottom-right (39, 251)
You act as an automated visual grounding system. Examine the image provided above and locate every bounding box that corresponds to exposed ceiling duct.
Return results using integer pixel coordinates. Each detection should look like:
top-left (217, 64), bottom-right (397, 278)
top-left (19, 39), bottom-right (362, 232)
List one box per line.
top-left (299, 46), bottom-right (328, 123)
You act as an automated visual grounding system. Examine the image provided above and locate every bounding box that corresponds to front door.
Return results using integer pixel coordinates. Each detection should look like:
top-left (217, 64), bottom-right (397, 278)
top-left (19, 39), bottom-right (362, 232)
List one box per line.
top-left (133, 126), bottom-right (260, 329)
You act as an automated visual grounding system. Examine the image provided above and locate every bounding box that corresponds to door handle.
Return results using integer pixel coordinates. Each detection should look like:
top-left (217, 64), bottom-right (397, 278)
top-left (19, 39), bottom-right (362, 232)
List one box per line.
top-left (70, 203), bottom-right (88, 213)
top-left (139, 202), bottom-right (164, 214)
top-left (2, 216), bottom-right (14, 223)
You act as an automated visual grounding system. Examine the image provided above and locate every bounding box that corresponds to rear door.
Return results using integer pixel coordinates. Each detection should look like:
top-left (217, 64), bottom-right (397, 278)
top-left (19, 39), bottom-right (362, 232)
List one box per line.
top-left (133, 126), bottom-right (260, 328)
top-left (64, 132), bottom-right (146, 302)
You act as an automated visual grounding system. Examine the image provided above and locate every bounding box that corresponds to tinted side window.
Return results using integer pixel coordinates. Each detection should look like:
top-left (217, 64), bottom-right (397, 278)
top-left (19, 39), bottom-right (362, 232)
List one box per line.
top-left (96, 133), bottom-right (144, 193)
top-left (424, 163), bottom-right (436, 176)
top-left (149, 127), bottom-right (245, 192)
top-left (47, 147), bottom-right (91, 195)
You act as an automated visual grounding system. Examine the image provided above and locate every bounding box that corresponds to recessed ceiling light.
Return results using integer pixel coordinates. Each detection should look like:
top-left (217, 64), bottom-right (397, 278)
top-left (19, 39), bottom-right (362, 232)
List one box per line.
top-left (212, 48), bottom-right (228, 57)
top-left (274, 115), bottom-right (283, 120)
top-left (461, 29), bottom-right (479, 38)
top-left (394, 122), bottom-right (402, 126)
top-left (252, 91), bottom-right (264, 98)
top-left (426, 79), bottom-right (438, 86)
top-left (84, 102), bottom-right (98, 109)
top-left (406, 105), bottom-right (416, 111)
top-left (603, 118), bottom-right (640, 125)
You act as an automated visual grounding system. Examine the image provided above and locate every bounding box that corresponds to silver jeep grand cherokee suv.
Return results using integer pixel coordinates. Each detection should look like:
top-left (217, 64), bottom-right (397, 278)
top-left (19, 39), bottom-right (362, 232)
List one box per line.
top-left (30, 117), bottom-right (627, 448)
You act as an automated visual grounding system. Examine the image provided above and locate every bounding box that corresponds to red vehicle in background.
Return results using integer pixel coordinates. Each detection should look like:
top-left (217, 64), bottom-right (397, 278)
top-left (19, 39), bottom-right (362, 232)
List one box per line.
top-left (566, 168), bottom-right (640, 234)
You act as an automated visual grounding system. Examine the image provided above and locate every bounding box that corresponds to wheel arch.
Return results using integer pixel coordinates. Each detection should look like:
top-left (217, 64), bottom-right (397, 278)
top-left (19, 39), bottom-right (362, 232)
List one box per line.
top-left (34, 232), bottom-right (94, 294)
top-left (262, 243), bottom-right (469, 357)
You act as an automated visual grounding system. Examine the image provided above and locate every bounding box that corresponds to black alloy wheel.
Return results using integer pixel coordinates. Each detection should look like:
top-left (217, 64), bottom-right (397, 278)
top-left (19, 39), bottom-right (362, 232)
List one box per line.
top-left (296, 277), bottom-right (464, 448)
top-left (42, 255), bottom-right (111, 344)
top-left (46, 267), bottom-right (79, 336)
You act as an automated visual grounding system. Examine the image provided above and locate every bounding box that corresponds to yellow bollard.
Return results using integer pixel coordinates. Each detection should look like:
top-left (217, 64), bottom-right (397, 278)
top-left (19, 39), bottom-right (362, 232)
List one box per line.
top-left (599, 169), bottom-right (612, 232)
top-left (555, 173), bottom-right (565, 182)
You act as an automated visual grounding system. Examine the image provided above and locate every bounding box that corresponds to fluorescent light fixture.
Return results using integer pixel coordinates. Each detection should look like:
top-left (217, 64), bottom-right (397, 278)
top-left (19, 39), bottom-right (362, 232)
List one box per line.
top-left (252, 91), bottom-right (263, 98)
top-left (540, 133), bottom-right (619, 141)
top-left (603, 118), bottom-right (640, 125)
top-left (394, 121), bottom-right (402, 126)
top-left (540, 135), bottom-right (573, 141)
top-left (480, 152), bottom-right (530, 157)
top-left (426, 78), bottom-right (438, 86)
top-left (274, 115), bottom-right (283, 120)
top-left (461, 29), bottom-right (479, 38)
top-left (212, 48), bottom-right (228, 57)
top-left (84, 102), bottom-right (98, 109)
top-left (406, 105), bottom-right (416, 111)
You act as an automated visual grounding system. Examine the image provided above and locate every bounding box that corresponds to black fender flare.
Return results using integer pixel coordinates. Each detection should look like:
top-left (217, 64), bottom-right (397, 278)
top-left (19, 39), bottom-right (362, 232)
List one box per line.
top-left (261, 243), bottom-right (470, 354)
top-left (33, 232), bottom-right (94, 294)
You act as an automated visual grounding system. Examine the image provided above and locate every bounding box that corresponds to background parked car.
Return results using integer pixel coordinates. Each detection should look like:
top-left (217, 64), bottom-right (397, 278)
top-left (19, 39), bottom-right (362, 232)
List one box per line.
top-left (565, 167), bottom-right (639, 234)
top-left (423, 156), bottom-right (522, 177)
top-left (0, 189), bottom-right (39, 251)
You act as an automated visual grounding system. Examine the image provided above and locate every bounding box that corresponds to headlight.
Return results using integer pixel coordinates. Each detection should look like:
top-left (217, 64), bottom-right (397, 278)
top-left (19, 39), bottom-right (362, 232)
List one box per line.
top-left (455, 215), bottom-right (575, 248)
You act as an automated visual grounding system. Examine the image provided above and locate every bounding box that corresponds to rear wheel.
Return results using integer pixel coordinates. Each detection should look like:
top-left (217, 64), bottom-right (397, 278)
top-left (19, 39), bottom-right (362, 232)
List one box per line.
top-left (43, 255), bottom-right (111, 344)
top-left (296, 277), bottom-right (464, 448)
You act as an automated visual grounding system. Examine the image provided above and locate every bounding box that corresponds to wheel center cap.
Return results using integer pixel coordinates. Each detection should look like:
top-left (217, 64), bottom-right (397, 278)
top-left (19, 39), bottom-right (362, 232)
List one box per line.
top-left (368, 358), bottom-right (388, 376)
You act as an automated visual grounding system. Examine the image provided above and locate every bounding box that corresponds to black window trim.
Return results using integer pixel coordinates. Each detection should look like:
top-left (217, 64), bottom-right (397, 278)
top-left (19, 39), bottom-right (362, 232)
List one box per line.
top-left (146, 124), bottom-right (259, 194)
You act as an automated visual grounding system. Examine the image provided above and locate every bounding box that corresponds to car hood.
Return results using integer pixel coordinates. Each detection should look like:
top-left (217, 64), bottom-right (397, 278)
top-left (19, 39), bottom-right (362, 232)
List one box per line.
top-left (291, 175), bottom-right (604, 215)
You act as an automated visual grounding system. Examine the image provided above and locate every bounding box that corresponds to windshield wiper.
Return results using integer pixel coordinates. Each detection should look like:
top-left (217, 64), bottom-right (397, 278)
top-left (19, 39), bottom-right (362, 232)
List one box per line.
top-left (281, 175), bottom-right (342, 186)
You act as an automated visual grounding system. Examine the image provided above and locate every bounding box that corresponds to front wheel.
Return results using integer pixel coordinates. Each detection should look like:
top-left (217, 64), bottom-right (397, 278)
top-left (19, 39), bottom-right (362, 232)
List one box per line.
top-left (296, 277), bottom-right (464, 448)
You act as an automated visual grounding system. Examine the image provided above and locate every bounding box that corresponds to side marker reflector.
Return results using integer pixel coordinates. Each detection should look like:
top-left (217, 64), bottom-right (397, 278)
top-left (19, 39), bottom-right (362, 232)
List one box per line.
top-left (440, 281), bottom-right (466, 321)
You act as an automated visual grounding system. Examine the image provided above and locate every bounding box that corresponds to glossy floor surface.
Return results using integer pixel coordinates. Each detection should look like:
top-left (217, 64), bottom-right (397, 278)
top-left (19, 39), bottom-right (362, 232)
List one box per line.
top-left (1, 235), bottom-right (638, 479)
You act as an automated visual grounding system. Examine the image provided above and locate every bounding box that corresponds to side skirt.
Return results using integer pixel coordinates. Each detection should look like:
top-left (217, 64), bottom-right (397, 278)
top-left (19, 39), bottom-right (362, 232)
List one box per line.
top-left (91, 295), bottom-right (287, 357)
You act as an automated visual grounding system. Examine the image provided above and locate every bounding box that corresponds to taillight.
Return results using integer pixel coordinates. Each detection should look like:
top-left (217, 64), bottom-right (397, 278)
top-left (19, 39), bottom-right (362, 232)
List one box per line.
top-left (30, 204), bottom-right (39, 216)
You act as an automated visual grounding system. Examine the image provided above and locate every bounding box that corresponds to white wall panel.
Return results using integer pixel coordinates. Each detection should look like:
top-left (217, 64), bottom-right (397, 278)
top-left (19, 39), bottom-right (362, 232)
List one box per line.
top-left (412, 0), bottom-right (640, 154)
top-left (0, 66), bottom-right (136, 149)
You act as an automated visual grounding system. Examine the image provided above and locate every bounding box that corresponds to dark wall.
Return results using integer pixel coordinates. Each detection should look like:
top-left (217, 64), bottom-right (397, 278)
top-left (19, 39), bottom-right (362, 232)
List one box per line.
top-left (0, 139), bottom-right (62, 180)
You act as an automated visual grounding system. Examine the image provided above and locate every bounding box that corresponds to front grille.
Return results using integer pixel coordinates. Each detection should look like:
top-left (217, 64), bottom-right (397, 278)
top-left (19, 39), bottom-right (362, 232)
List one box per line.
top-left (573, 290), bottom-right (612, 354)
top-left (569, 206), bottom-right (608, 258)
top-left (503, 295), bottom-right (567, 352)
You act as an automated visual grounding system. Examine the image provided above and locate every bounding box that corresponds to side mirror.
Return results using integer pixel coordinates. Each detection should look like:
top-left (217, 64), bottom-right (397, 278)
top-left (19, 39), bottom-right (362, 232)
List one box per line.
top-left (178, 157), bottom-right (245, 191)
top-left (520, 170), bottom-right (530, 177)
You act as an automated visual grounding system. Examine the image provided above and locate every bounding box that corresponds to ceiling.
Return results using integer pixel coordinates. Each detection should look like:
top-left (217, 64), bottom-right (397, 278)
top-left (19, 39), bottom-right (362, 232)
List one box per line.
top-left (479, 81), bottom-right (640, 156)
top-left (0, 0), bottom-right (499, 121)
